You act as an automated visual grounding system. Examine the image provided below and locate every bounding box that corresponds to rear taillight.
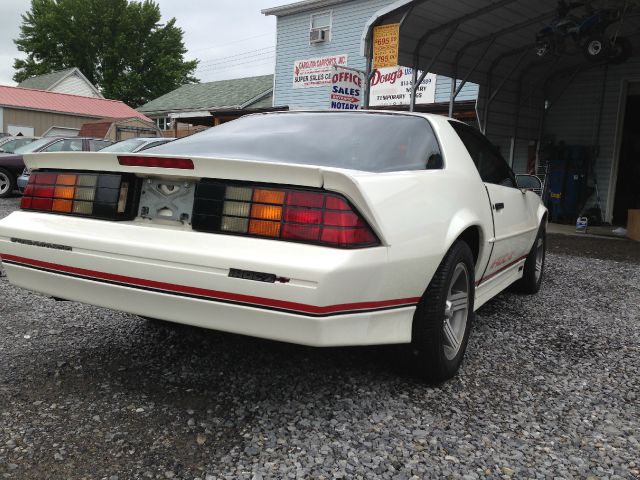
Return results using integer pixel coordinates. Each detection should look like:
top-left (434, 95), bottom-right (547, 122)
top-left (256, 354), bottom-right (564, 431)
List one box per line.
top-left (192, 181), bottom-right (379, 248)
top-left (20, 171), bottom-right (135, 220)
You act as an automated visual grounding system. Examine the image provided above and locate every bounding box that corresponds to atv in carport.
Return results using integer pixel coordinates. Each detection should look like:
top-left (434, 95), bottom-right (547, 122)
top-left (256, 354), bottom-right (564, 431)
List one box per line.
top-left (535, 0), bottom-right (633, 64)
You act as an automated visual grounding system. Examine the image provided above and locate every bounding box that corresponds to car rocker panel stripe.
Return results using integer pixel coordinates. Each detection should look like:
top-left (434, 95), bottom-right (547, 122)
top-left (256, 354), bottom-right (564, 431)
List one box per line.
top-left (476, 254), bottom-right (528, 286)
top-left (0, 254), bottom-right (420, 317)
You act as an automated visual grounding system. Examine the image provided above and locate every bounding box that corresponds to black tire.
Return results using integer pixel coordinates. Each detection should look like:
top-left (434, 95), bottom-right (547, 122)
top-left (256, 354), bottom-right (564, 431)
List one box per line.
top-left (584, 34), bottom-right (610, 62)
top-left (609, 36), bottom-right (632, 65)
top-left (408, 240), bottom-right (475, 382)
top-left (0, 168), bottom-right (16, 199)
top-left (511, 225), bottom-right (546, 294)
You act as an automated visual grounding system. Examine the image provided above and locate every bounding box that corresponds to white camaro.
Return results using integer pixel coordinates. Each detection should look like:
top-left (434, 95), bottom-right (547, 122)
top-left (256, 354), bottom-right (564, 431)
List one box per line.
top-left (0, 112), bottom-right (546, 381)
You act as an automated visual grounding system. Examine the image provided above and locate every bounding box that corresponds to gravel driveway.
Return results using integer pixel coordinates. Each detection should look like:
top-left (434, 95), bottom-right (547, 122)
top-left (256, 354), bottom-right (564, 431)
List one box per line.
top-left (1, 196), bottom-right (638, 480)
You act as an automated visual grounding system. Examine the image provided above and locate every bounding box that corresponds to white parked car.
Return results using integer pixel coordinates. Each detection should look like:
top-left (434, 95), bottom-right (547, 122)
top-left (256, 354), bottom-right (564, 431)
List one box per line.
top-left (0, 112), bottom-right (546, 381)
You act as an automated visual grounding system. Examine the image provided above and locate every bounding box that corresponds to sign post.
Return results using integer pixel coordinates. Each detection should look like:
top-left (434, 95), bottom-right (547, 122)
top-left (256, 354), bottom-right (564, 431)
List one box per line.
top-left (329, 66), bottom-right (364, 110)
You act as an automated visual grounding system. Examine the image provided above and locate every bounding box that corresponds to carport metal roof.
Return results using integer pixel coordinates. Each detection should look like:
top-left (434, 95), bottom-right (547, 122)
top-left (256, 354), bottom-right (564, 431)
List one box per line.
top-left (361, 0), bottom-right (640, 124)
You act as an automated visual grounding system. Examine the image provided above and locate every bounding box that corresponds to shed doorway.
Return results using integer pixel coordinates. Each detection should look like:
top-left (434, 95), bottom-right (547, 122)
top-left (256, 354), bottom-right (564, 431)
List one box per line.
top-left (612, 93), bottom-right (640, 225)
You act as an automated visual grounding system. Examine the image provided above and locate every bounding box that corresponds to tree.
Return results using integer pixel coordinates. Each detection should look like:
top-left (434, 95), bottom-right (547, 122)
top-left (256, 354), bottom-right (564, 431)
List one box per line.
top-left (13, 0), bottom-right (198, 107)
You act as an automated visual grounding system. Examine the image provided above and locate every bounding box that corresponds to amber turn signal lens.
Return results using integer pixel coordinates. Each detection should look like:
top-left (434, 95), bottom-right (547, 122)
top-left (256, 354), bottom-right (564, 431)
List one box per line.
top-left (56, 174), bottom-right (77, 186)
top-left (251, 204), bottom-right (282, 221)
top-left (248, 219), bottom-right (281, 237)
top-left (52, 199), bottom-right (73, 213)
top-left (54, 186), bottom-right (75, 199)
top-left (253, 189), bottom-right (285, 204)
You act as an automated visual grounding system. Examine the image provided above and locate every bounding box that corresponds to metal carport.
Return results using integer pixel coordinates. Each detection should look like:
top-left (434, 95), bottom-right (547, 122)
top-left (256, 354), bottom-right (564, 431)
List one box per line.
top-left (361, 0), bottom-right (640, 223)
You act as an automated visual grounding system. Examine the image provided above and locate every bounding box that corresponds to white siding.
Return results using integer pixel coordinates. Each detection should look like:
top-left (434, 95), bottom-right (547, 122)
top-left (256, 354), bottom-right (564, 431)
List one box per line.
top-left (272, 0), bottom-right (478, 109)
top-left (51, 73), bottom-right (101, 98)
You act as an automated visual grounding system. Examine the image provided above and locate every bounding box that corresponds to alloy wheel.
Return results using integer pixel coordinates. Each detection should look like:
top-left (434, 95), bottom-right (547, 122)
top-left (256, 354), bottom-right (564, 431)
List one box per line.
top-left (443, 263), bottom-right (470, 360)
top-left (0, 172), bottom-right (11, 196)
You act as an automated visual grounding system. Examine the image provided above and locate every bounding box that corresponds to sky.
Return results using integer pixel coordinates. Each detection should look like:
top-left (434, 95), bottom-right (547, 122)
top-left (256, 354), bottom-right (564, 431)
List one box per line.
top-left (0, 0), bottom-right (286, 86)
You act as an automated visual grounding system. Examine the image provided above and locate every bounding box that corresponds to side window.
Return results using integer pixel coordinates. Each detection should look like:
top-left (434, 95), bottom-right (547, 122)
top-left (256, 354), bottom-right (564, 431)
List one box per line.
top-left (89, 140), bottom-right (112, 151)
top-left (42, 139), bottom-right (83, 152)
top-left (41, 140), bottom-right (64, 152)
top-left (449, 121), bottom-right (516, 187)
top-left (138, 141), bottom-right (164, 152)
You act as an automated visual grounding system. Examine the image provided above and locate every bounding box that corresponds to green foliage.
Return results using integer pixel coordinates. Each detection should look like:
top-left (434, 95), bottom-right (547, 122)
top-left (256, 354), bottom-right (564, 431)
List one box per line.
top-left (13, 0), bottom-right (199, 107)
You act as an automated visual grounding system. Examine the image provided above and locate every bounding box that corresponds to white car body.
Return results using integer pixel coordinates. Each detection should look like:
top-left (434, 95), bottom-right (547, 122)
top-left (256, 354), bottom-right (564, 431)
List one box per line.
top-left (0, 112), bottom-right (546, 350)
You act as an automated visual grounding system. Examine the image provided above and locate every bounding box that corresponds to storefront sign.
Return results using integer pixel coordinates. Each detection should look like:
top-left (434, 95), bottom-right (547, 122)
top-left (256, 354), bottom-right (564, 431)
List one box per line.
top-left (369, 66), bottom-right (436, 106)
top-left (373, 23), bottom-right (400, 69)
top-left (293, 55), bottom-right (348, 88)
top-left (329, 67), bottom-right (363, 110)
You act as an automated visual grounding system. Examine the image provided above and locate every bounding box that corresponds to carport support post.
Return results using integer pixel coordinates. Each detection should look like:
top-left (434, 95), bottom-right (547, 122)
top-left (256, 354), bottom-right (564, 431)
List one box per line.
top-left (410, 58), bottom-right (418, 112)
top-left (449, 76), bottom-right (456, 118)
top-left (363, 23), bottom-right (378, 110)
top-left (481, 47), bottom-right (529, 134)
top-left (450, 37), bottom-right (495, 118)
top-left (413, 25), bottom-right (459, 114)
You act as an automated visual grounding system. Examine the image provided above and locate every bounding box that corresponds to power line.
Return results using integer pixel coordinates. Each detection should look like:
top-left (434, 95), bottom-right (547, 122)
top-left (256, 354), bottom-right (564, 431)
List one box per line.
top-left (197, 47), bottom-right (276, 68)
top-left (196, 55), bottom-right (275, 74)
top-left (197, 46), bottom-right (275, 66)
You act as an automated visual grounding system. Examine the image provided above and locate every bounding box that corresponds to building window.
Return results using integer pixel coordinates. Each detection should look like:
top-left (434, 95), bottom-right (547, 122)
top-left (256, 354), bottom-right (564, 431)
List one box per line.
top-left (155, 117), bottom-right (171, 131)
top-left (310, 11), bottom-right (331, 43)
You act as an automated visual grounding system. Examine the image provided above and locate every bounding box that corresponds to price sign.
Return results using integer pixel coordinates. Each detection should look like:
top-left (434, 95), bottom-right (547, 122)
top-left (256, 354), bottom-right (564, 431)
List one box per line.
top-left (373, 23), bottom-right (400, 69)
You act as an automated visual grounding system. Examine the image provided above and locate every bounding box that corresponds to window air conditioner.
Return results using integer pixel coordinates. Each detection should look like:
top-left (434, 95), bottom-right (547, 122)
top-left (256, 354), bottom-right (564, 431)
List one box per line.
top-left (310, 28), bottom-right (327, 43)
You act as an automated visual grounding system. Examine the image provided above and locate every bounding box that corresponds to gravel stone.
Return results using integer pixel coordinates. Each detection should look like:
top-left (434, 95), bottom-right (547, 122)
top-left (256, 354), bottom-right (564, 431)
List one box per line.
top-left (0, 196), bottom-right (638, 479)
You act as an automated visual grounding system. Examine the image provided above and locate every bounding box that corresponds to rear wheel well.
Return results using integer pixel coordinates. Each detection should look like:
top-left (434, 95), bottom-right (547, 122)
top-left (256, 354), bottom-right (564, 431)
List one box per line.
top-left (457, 226), bottom-right (480, 265)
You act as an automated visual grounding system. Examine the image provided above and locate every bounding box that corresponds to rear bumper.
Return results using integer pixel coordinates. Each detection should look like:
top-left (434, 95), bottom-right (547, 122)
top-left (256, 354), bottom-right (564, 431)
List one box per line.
top-left (0, 212), bottom-right (419, 346)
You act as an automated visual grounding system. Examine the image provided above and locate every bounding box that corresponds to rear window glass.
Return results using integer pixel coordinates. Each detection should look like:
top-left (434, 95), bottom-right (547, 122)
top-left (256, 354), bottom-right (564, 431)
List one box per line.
top-left (149, 112), bottom-right (442, 172)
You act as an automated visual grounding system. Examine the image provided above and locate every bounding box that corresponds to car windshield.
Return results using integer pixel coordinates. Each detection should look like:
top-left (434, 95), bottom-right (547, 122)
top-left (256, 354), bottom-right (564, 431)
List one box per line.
top-left (149, 112), bottom-right (442, 172)
top-left (14, 137), bottom-right (57, 154)
top-left (100, 139), bottom-right (148, 153)
top-left (0, 138), bottom-right (32, 153)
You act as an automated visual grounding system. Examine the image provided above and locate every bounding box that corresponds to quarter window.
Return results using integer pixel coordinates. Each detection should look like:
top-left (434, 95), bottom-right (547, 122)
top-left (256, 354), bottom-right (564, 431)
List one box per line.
top-left (449, 121), bottom-right (516, 187)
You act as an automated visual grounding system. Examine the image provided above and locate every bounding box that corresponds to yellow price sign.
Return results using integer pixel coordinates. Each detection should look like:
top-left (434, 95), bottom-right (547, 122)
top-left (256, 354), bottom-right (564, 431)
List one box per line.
top-left (373, 23), bottom-right (400, 69)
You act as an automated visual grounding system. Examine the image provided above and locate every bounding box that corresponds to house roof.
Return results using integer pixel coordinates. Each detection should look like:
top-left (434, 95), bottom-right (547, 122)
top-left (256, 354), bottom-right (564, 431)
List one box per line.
top-left (17, 68), bottom-right (77, 90)
top-left (78, 117), bottom-right (158, 138)
top-left (17, 67), bottom-right (103, 98)
top-left (0, 85), bottom-right (150, 120)
top-left (137, 75), bottom-right (274, 115)
top-left (262, 0), bottom-right (350, 16)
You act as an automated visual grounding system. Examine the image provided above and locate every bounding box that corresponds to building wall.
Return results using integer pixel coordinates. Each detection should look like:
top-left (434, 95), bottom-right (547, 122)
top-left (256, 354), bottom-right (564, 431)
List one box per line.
top-left (52, 73), bottom-right (101, 98)
top-left (543, 57), bottom-right (640, 222)
top-left (272, 0), bottom-right (478, 109)
top-left (2, 108), bottom-right (100, 136)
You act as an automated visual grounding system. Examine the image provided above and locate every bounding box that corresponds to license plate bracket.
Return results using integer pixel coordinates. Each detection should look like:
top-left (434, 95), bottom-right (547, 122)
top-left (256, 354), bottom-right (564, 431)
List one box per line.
top-left (138, 178), bottom-right (196, 224)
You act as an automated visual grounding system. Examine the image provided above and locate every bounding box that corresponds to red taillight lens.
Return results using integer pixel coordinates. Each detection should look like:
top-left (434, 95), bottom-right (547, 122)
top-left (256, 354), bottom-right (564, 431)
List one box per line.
top-left (192, 182), bottom-right (379, 248)
top-left (20, 171), bottom-right (134, 220)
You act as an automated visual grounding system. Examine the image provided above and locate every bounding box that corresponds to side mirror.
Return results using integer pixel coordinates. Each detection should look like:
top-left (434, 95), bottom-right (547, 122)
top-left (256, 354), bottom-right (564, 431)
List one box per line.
top-left (516, 174), bottom-right (542, 195)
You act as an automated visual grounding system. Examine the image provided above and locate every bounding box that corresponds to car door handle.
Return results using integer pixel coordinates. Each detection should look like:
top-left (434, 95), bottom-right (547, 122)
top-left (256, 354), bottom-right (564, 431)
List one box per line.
top-left (494, 202), bottom-right (505, 211)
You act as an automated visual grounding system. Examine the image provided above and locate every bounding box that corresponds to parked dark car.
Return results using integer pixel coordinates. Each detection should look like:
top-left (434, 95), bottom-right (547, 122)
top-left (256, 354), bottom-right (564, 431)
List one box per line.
top-left (0, 137), bottom-right (113, 197)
